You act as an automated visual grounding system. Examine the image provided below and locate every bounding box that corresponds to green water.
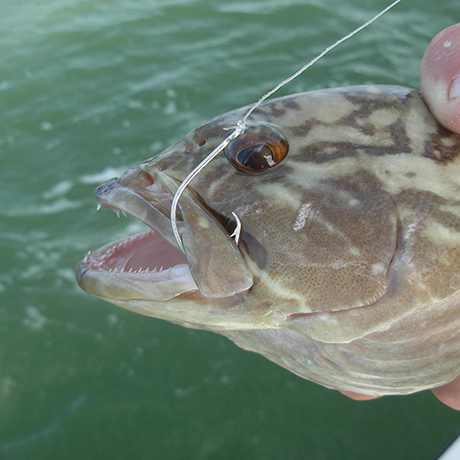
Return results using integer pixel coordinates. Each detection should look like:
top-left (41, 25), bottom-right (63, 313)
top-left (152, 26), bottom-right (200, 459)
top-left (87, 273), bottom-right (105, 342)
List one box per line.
top-left (2, 0), bottom-right (460, 458)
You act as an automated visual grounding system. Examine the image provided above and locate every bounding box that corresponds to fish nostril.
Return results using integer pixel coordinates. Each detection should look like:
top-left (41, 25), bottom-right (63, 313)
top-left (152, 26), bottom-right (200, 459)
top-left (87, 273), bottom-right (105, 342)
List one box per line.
top-left (136, 171), bottom-right (154, 187)
top-left (118, 167), bottom-right (155, 188)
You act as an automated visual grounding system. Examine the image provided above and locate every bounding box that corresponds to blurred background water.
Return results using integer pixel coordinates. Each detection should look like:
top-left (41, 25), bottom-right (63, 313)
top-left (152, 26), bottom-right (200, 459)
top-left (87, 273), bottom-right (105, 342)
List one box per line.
top-left (2, 0), bottom-right (460, 459)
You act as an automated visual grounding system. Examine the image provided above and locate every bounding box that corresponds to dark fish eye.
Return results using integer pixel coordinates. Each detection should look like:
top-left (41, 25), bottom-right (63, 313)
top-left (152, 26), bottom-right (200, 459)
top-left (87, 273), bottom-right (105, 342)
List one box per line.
top-left (225, 124), bottom-right (289, 173)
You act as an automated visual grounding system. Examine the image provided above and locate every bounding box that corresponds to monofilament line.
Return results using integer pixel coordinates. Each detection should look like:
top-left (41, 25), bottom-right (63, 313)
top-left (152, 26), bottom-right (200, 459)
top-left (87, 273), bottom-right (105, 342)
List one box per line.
top-left (240, 0), bottom-right (402, 124)
top-left (170, 0), bottom-right (402, 252)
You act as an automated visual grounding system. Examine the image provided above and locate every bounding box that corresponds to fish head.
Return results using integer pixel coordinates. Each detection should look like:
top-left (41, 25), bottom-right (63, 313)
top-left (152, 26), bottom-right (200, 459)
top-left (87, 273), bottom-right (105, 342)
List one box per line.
top-left (76, 102), bottom-right (296, 330)
top-left (76, 86), bottom-right (411, 334)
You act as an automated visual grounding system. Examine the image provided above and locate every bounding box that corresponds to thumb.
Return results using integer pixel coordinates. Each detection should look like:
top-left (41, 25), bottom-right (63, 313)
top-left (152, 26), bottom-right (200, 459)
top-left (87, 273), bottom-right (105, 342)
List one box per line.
top-left (420, 24), bottom-right (460, 134)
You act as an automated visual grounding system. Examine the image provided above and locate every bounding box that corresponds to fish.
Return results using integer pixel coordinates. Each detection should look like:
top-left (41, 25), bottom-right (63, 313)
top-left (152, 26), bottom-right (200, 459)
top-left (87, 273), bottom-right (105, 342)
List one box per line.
top-left (76, 85), bottom-right (460, 395)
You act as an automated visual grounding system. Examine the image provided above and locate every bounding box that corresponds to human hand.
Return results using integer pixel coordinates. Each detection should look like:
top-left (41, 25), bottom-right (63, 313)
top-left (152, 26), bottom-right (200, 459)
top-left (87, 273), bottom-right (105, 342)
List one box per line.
top-left (419, 23), bottom-right (460, 410)
top-left (340, 23), bottom-right (460, 410)
top-left (338, 375), bottom-right (460, 410)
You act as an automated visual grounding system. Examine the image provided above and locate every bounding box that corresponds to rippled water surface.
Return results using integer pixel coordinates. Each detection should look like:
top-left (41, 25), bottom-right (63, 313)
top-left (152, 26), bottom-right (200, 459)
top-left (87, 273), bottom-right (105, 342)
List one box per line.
top-left (2, 0), bottom-right (460, 459)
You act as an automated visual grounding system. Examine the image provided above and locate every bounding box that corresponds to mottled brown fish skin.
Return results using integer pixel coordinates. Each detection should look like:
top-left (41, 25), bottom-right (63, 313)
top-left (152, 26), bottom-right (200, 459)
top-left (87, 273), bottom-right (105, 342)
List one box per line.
top-left (80, 86), bottom-right (460, 395)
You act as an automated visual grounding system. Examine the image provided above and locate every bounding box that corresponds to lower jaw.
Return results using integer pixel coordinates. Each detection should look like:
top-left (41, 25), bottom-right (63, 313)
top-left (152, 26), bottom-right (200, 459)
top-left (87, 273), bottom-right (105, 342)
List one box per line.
top-left (76, 231), bottom-right (198, 301)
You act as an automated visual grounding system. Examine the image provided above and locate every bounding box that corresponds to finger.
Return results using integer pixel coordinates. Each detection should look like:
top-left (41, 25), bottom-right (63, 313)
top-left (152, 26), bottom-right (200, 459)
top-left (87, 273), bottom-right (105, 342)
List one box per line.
top-left (419, 23), bottom-right (460, 134)
top-left (431, 375), bottom-right (460, 410)
top-left (338, 390), bottom-right (382, 401)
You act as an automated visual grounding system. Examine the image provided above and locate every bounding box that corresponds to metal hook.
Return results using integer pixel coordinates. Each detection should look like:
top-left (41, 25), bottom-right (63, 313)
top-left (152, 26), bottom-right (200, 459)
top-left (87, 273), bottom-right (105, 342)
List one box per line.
top-left (230, 212), bottom-right (242, 246)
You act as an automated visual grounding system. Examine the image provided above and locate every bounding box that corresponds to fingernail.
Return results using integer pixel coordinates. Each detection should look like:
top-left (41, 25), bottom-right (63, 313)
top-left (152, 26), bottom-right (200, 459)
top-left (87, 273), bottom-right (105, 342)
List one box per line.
top-left (448, 75), bottom-right (460, 100)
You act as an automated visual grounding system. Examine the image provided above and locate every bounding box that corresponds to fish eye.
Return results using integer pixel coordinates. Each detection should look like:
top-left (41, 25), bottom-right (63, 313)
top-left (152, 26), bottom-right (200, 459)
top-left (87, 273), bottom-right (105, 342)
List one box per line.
top-left (225, 124), bottom-right (289, 173)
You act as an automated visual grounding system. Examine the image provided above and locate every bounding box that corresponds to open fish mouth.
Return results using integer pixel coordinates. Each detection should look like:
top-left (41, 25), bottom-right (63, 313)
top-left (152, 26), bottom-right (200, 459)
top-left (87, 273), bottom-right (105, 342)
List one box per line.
top-left (76, 230), bottom-right (198, 301)
top-left (76, 168), bottom-right (199, 301)
top-left (76, 167), bottom-right (253, 302)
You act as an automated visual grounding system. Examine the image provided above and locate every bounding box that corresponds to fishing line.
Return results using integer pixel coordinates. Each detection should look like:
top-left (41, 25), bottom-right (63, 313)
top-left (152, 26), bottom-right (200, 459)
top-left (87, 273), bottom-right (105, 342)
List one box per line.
top-left (170, 0), bottom-right (402, 252)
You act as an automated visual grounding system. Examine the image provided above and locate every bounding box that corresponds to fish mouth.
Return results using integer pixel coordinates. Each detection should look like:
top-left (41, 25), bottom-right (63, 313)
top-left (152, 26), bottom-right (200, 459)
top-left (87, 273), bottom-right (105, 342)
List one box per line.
top-left (76, 167), bottom-right (253, 302)
top-left (76, 168), bottom-right (198, 301)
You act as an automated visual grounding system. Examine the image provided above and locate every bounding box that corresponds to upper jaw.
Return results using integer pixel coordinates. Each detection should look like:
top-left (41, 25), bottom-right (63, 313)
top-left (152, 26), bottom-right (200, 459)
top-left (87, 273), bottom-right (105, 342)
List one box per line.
top-left (95, 167), bottom-right (181, 250)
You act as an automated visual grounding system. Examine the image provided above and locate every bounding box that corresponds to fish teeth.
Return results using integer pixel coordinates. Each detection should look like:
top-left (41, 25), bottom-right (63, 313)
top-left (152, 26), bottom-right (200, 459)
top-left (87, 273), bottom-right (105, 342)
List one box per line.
top-left (110, 266), bottom-right (168, 275)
